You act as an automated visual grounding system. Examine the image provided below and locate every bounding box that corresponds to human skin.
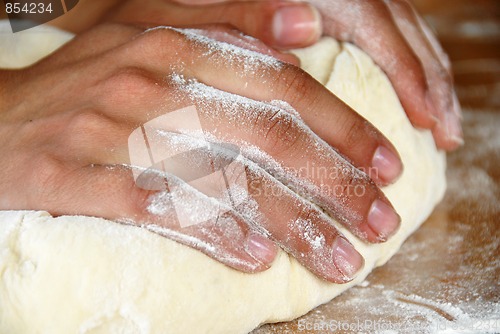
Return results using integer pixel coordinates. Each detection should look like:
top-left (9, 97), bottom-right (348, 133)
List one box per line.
top-left (0, 0), bottom-right (459, 282)
top-left (0, 0), bottom-right (464, 149)
top-left (119, 0), bottom-right (464, 149)
top-left (0, 20), bottom-right (404, 282)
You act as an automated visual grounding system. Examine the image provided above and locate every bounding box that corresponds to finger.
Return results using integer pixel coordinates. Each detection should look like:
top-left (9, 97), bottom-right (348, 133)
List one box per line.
top-left (315, 0), bottom-right (438, 130)
top-left (386, 0), bottom-right (463, 149)
top-left (191, 98), bottom-right (402, 243)
top-left (176, 25), bottom-right (301, 66)
top-left (20, 161), bottom-right (278, 273)
top-left (92, 77), bottom-right (400, 244)
top-left (115, 132), bottom-right (364, 283)
top-left (183, 31), bottom-right (403, 185)
top-left (416, 14), bottom-right (452, 75)
top-left (110, 0), bottom-right (321, 49)
top-left (97, 27), bottom-right (404, 187)
top-left (417, 18), bottom-right (463, 122)
top-left (243, 161), bottom-right (365, 283)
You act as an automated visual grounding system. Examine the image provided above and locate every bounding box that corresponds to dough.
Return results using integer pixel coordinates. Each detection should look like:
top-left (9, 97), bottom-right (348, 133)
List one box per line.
top-left (0, 22), bottom-right (446, 334)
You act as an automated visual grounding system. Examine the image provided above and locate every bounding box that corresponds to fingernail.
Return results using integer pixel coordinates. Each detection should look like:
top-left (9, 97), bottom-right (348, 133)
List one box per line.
top-left (246, 234), bottom-right (277, 265)
top-left (452, 91), bottom-right (463, 120)
top-left (371, 146), bottom-right (403, 184)
top-left (425, 91), bottom-right (440, 124)
top-left (367, 199), bottom-right (401, 241)
top-left (445, 112), bottom-right (464, 146)
top-left (273, 4), bottom-right (322, 47)
top-left (332, 237), bottom-right (364, 280)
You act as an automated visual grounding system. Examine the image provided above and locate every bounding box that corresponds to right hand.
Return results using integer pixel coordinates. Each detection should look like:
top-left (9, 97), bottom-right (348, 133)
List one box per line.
top-left (0, 23), bottom-right (402, 283)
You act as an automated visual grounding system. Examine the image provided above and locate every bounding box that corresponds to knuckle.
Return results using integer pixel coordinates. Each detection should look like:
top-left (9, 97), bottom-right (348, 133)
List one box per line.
top-left (343, 119), bottom-right (371, 150)
top-left (30, 154), bottom-right (64, 202)
top-left (134, 27), bottom-right (188, 60)
top-left (254, 107), bottom-right (305, 157)
top-left (360, 0), bottom-right (394, 27)
top-left (426, 62), bottom-right (453, 90)
top-left (434, 66), bottom-right (453, 85)
top-left (277, 65), bottom-right (318, 106)
top-left (102, 67), bottom-right (158, 98)
top-left (66, 110), bottom-right (112, 137)
top-left (137, 27), bottom-right (173, 47)
top-left (127, 184), bottom-right (154, 217)
top-left (288, 204), bottom-right (329, 249)
top-left (293, 203), bottom-right (317, 225)
top-left (64, 110), bottom-right (119, 151)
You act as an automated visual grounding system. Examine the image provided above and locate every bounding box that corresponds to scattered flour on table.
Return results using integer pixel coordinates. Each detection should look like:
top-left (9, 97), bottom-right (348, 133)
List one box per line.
top-left (254, 109), bottom-right (499, 334)
top-left (144, 26), bottom-right (282, 76)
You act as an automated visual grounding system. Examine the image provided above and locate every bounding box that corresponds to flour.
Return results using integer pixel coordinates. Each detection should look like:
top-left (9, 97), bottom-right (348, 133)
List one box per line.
top-left (289, 218), bottom-right (326, 251)
top-left (0, 25), bottom-right (449, 334)
top-left (169, 73), bottom-right (366, 235)
top-left (255, 108), bottom-right (500, 333)
top-left (446, 110), bottom-right (500, 209)
top-left (144, 179), bottom-right (265, 270)
top-left (145, 26), bottom-right (282, 76)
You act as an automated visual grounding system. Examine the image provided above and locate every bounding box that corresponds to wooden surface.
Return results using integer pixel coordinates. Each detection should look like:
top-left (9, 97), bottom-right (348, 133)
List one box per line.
top-left (257, 1), bottom-right (500, 333)
top-left (413, 0), bottom-right (500, 109)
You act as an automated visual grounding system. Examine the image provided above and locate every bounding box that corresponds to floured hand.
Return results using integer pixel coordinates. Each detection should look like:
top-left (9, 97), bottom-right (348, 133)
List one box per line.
top-left (49, 0), bottom-right (322, 50)
top-left (0, 23), bottom-right (402, 282)
top-left (177, 0), bottom-right (464, 151)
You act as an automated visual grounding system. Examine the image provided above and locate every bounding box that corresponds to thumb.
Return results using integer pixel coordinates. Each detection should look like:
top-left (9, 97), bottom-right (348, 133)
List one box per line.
top-left (111, 1), bottom-right (322, 49)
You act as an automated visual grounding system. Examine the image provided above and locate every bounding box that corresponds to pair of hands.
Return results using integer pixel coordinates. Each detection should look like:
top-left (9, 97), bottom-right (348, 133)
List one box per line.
top-left (0, 0), bottom-right (461, 283)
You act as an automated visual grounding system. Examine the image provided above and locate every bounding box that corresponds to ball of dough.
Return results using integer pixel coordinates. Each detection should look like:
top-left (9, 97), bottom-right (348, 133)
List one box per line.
top-left (0, 24), bottom-right (445, 334)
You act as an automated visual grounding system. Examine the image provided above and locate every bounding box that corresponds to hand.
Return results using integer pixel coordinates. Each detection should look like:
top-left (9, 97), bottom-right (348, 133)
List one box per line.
top-left (50, 0), bottom-right (322, 50)
top-left (175, 0), bottom-right (464, 151)
top-left (312, 0), bottom-right (463, 150)
top-left (0, 23), bottom-right (402, 282)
